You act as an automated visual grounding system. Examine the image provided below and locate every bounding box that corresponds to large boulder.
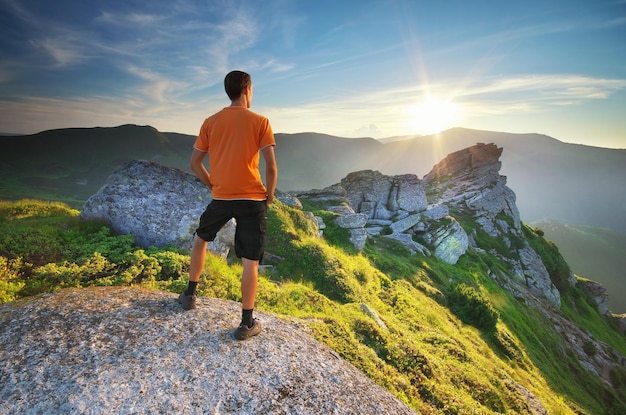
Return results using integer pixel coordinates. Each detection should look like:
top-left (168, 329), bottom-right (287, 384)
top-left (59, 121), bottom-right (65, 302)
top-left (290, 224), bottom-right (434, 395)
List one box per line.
top-left (430, 216), bottom-right (469, 265)
top-left (0, 287), bottom-right (417, 415)
top-left (80, 160), bottom-right (233, 256)
top-left (340, 170), bottom-right (427, 219)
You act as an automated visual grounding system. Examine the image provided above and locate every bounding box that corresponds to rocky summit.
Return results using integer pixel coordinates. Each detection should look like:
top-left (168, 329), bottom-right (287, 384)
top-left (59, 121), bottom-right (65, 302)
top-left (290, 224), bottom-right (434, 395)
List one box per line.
top-left (293, 143), bottom-right (560, 307)
top-left (0, 287), bottom-right (416, 415)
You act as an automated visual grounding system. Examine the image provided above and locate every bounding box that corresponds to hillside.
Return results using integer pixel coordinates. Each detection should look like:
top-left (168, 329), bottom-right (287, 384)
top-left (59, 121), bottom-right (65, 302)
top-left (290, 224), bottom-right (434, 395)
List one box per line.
top-left (0, 125), bottom-right (194, 206)
top-left (2, 141), bottom-right (625, 413)
top-left (1, 194), bottom-right (625, 413)
top-left (1, 124), bottom-right (624, 318)
top-left (532, 219), bottom-right (626, 314)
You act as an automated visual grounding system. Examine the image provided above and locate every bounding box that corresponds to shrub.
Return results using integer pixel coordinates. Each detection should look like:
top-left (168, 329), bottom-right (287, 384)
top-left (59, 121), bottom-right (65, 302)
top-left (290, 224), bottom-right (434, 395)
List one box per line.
top-left (146, 249), bottom-right (190, 280)
top-left (0, 257), bottom-right (26, 303)
top-left (292, 241), bottom-right (361, 303)
top-left (448, 283), bottom-right (499, 331)
top-left (198, 254), bottom-right (242, 301)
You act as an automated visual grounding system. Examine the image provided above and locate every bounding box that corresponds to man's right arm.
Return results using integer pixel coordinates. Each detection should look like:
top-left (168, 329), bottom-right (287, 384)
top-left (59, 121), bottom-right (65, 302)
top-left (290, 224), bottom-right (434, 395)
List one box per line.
top-left (190, 148), bottom-right (212, 190)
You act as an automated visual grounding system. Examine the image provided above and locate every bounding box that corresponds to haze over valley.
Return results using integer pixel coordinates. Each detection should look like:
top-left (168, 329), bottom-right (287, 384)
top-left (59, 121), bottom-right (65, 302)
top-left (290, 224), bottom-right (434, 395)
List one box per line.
top-left (2, 124), bottom-right (625, 312)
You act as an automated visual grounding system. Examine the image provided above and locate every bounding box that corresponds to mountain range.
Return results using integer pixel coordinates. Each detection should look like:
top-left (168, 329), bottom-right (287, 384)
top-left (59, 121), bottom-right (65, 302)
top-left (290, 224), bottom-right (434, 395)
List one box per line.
top-left (1, 124), bottom-right (624, 312)
top-left (2, 124), bottom-right (624, 233)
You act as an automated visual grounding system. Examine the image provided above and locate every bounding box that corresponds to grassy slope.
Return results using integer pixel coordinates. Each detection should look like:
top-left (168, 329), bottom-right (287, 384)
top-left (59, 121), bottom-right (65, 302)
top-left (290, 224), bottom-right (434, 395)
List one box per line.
top-left (532, 219), bottom-right (626, 314)
top-left (1, 199), bottom-right (625, 414)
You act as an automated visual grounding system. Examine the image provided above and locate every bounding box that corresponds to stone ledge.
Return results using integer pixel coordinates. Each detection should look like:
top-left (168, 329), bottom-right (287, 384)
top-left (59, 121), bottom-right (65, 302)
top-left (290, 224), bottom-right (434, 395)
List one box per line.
top-left (0, 287), bottom-right (417, 415)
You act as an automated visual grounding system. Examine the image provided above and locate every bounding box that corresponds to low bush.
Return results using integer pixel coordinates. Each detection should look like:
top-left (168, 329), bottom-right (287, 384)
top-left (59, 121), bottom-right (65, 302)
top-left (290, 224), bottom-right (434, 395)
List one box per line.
top-left (448, 283), bottom-right (499, 331)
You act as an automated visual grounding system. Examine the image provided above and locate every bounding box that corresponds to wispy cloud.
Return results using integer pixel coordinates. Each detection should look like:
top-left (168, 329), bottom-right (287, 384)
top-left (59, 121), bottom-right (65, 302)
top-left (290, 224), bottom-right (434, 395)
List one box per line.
top-left (29, 36), bottom-right (89, 68)
top-left (2, 0), bottom-right (94, 68)
top-left (262, 73), bottom-right (626, 137)
top-left (96, 10), bottom-right (169, 27)
top-left (456, 75), bottom-right (626, 105)
top-left (126, 65), bottom-right (188, 104)
top-left (599, 16), bottom-right (626, 28)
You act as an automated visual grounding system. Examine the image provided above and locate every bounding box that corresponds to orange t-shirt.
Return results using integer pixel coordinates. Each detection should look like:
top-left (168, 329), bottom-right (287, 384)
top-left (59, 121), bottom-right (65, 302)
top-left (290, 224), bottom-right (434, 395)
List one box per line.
top-left (193, 107), bottom-right (275, 200)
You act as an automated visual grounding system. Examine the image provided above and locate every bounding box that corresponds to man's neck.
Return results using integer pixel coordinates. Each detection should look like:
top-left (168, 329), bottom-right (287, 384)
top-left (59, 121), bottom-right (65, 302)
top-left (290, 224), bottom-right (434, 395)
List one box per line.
top-left (230, 98), bottom-right (248, 108)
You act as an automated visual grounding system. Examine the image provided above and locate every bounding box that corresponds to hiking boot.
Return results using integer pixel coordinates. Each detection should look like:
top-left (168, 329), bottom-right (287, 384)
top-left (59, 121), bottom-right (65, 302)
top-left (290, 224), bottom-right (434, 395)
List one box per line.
top-left (177, 291), bottom-right (197, 310)
top-left (234, 318), bottom-right (262, 340)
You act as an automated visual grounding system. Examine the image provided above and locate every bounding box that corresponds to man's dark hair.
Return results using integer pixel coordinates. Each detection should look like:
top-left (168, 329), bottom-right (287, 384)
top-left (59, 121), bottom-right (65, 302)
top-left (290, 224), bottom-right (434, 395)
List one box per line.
top-left (224, 70), bottom-right (251, 100)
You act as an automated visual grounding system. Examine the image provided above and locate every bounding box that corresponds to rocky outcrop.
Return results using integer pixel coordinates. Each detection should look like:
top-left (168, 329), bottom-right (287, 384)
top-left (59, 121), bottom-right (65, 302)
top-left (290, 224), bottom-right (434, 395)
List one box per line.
top-left (289, 144), bottom-right (567, 306)
top-left (293, 171), bottom-right (449, 259)
top-left (80, 144), bottom-right (569, 308)
top-left (423, 143), bottom-right (521, 234)
top-left (578, 278), bottom-right (610, 316)
top-left (424, 143), bottom-right (561, 307)
top-left (80, 160), bottom-right (234, 256)
top-left (340, 170), bottom-right (427, 219)
top-left (296, 149), bottom-right (520, 267)
top-left (0, 287), bottom-right (417, 415)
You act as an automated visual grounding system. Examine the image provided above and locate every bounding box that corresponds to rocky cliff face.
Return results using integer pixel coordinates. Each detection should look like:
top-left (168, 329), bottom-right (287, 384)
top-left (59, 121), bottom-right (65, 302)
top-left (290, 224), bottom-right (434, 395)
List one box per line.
top-left (0, 287), bottom-right (417, 415)
top-left (293, 143), bottom-right (561, 308)
top-left (424, 143), bottom-right (561, 307)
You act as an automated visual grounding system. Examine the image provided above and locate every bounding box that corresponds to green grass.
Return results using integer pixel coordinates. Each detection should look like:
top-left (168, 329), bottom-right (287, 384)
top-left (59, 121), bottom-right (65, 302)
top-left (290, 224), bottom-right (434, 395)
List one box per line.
top-left (1, 198), bottom-right (625, 414)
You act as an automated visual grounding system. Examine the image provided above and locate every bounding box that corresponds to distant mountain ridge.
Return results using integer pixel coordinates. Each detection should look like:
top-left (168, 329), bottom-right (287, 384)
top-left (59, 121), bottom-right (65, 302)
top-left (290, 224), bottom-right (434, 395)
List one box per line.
top-left (1, 124), bottom-right (625, 235)
top-left (0, 124), bottom-right (193, 206)
top-left (273, 128), bottom-right (626, 236)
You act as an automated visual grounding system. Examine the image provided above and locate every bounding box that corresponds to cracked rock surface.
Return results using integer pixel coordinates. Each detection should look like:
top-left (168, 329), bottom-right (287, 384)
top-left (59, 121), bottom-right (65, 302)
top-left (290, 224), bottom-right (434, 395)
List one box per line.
top-left (0, 287), bottom-right (416, 415)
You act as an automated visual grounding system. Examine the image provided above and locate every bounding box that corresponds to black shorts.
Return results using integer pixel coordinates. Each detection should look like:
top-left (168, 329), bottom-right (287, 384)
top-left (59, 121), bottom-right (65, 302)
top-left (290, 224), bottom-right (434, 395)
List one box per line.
top-left (195, 199), bottom-right (267, 260)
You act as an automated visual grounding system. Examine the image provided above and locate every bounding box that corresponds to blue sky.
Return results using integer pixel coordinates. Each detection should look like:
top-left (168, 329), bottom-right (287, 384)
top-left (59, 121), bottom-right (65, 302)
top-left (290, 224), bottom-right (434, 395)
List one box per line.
top-left (1, 0), bottom-right (625, 148)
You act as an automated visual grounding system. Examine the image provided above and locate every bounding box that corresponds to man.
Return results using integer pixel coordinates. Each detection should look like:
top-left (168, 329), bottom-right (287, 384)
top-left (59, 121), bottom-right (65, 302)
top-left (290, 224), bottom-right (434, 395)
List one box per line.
top-left (178, 70), bottom-right (278, 341)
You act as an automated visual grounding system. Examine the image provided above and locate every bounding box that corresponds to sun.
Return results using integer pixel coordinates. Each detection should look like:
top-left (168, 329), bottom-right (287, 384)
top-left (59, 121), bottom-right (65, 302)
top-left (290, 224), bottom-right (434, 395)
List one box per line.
top-left (406, 95), bottom-right (463, 135)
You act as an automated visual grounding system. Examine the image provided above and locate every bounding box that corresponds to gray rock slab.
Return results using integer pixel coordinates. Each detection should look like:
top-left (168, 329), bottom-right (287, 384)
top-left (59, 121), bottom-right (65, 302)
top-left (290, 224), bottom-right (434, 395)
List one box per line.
top-left (0, 287), bottom-right (417, 415)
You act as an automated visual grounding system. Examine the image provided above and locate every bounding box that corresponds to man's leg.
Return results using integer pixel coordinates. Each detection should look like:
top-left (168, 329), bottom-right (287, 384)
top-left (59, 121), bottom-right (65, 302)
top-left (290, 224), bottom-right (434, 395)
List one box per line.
top-left (189, 235), bottom-right (209, 285)
top-left (235, 257), bottom-right (261, 339)
top-left (234, 200), bottom-right (265, 338)
top-left (178, 235), bottom-right (208, 310)
top-left (241, 257), bottom-right (259, 311)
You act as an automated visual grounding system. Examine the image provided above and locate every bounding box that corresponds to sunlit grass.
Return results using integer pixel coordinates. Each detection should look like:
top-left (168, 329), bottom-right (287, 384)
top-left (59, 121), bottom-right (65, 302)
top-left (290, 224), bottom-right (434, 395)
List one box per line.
top-left (1, 198), bottom-right (624, 414)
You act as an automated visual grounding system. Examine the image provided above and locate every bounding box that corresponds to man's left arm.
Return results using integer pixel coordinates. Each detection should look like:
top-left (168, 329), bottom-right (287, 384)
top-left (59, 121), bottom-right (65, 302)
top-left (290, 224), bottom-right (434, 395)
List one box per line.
top-left (261, 145), bottom-right (277, 205)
